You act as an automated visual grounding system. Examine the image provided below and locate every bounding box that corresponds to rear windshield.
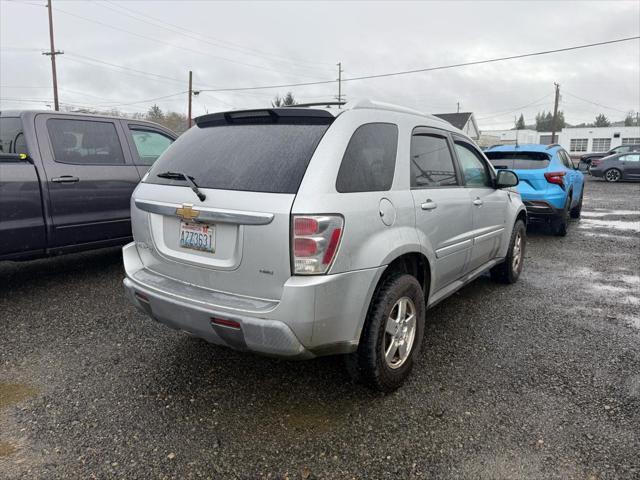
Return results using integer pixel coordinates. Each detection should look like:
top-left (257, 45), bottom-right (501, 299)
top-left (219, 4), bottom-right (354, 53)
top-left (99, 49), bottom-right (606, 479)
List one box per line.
top-left (485, 151), bottom-right (550, 170)
top-left (146, 122), bottom-right (330, 194)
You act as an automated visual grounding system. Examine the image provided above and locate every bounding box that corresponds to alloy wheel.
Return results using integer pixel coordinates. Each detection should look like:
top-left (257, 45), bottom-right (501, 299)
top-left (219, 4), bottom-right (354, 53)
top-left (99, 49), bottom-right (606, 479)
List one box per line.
top-left (605, 169), bottom-right (621, 182)
top-left (512, 230), bottom-right (523, 272)
top-left (384, 297), bottom-right (417, 369)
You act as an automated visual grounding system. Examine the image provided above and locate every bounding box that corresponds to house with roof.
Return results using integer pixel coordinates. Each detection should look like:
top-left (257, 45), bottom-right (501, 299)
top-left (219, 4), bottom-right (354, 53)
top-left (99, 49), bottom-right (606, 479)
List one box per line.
top-left (433, 112), bottom-right (480, 140)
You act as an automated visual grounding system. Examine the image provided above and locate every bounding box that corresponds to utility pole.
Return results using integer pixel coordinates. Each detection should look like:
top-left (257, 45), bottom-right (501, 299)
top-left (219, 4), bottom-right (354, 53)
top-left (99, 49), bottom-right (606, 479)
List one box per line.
top-left (457, 101), bottom-right (460, 113)
top-left (188, 70), bottom-right (193, 128)
top-left (43, 0), bottom-right (63, 111)
top-left (336, 62), bottom-right (344, 106)
top-left (551, 82), bottom-right (560, 144)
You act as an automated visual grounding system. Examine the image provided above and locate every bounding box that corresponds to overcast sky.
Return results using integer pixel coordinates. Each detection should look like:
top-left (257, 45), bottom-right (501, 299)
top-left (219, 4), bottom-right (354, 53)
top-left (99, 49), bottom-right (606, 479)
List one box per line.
top-left (1, 0), bottom-right (639, 129)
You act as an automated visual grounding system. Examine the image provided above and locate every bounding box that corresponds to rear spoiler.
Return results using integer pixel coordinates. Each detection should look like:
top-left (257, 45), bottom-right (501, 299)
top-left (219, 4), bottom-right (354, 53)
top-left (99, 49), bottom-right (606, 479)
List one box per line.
top-left (195, 108), bottom-right (335, 127)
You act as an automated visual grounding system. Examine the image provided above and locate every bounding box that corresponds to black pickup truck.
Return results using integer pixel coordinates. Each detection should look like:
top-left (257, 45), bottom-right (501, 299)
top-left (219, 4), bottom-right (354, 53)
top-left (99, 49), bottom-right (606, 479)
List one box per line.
top-left (0, 110), bottom-right (177, 261)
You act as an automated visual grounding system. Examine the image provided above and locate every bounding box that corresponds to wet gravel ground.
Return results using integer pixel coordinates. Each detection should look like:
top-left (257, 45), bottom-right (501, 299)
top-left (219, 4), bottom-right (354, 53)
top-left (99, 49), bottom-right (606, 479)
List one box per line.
top-left (1, 176), bottom-right (639, 479)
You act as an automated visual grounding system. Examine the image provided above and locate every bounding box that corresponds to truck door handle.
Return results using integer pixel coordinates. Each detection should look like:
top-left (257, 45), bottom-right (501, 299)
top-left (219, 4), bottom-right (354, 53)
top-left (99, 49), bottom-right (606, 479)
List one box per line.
top-left (421, 200), bottom-right (438, 210)
top-left (52, 176), bottom-right (79, 183)
top-left (473, 198), bottom-right (484, 206)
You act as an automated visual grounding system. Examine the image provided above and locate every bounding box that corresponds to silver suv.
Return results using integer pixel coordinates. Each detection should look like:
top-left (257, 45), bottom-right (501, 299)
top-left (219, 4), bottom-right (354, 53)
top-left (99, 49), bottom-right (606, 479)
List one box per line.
top-left (123, 99), bottom-right (526, 391)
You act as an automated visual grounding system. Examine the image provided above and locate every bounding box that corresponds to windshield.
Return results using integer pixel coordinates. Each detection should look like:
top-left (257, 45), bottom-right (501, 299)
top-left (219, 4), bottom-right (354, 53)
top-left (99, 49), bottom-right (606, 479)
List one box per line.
top-left (146, 122), bottom-right (330, 194)
top-left (485, 151), bottom-right (551, 170)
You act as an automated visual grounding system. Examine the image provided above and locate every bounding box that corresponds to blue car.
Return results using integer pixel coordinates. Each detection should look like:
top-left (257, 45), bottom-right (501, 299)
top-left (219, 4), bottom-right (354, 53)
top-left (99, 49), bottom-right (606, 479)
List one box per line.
top-left (484, 144), bottom-right (584, 236)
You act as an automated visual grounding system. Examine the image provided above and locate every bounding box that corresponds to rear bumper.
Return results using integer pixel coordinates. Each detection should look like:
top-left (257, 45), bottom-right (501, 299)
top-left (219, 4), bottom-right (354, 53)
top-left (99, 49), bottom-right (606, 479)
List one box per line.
top-left (522, 200), bottom-right (563, 222)
top-left (122, 242), bottom-right (384, 359)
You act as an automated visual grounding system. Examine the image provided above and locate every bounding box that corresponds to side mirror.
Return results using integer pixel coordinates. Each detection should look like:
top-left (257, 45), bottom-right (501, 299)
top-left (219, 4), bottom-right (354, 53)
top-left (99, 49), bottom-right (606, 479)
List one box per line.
top-left (0, 152), bottom-right (29, 163)
top-left (495, 169), bottom-right (519, 188)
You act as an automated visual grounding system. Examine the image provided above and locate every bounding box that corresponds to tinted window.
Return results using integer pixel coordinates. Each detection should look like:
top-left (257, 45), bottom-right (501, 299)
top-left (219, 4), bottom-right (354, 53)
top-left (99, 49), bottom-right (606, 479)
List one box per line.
top-left (130, 129), bottom-right (174, 165)
top-left (454, 141), bottom-right (492, 187)
top-left (621, 154), bottom-right (640, 162)
top-left (336, 123), bottom-right (398, 193)
top-left (147, 122), bottom-right (329, 194)
top-left (0, 117), bottom-right (27, 154)
top-left (47, 119), bottom-right (125, 165)
top-left (485, 151), bottom-right (551, 170)
top-left (559, 150), bottom-right (574, 168)
top-left (410, 134), bottom-right (458, 187)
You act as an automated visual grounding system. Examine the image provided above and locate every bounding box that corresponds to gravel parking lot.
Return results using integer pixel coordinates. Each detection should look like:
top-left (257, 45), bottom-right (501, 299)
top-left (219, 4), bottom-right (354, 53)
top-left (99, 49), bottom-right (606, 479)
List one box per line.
top-left (1, 176), bottom-right (639, 479)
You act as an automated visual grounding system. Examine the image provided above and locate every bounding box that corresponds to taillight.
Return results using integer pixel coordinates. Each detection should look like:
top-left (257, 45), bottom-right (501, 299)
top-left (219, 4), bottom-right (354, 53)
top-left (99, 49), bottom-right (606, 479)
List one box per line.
top-left (292, 215), bottom-right (343, 275)
top-left (544, 171), bottom-right (566, 188)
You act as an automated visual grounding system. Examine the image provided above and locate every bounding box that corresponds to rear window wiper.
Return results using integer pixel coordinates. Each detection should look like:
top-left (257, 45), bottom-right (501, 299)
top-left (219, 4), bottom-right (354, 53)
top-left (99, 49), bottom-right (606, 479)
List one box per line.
top-left (156, 171), bottom-right (206, 202)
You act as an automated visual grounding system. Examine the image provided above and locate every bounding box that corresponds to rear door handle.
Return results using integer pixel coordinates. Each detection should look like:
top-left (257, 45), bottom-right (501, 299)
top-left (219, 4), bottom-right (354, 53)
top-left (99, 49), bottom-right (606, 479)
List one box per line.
top-left (473, 198), bottom-right (483, 206)
top-left (421, 200), bottom-right (438, 210)
top-left (52, 175), bottom-right (79, 183)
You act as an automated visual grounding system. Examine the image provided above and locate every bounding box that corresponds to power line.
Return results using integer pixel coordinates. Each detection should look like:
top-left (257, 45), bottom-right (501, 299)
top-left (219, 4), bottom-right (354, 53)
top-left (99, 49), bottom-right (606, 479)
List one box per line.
top-left (102, 0), bottom-right (333, 67)
top-left (46, 4), bottom-right (323, 80)
top-left (562, 90), bottom-right (632, 114)
top-left (476, 94), bottom-right (554, 120)
top-left (95, 91), bottom-right (187, 108)
top-left (98, 0), bottom-right (333, 75)
top-left (63, 53), bottom-right (188, 85)
top-left (199, 35), bottom-right (640, 93)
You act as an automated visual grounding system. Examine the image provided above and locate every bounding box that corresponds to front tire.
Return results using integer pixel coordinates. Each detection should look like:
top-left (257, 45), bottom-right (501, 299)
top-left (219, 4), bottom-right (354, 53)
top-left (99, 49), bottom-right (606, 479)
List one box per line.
top-left (346, 274), bottom-right (425, 392)
top-left (490, 219), bottom-right (526, 284)
top-left (604, 168), bottom-right (621, 183)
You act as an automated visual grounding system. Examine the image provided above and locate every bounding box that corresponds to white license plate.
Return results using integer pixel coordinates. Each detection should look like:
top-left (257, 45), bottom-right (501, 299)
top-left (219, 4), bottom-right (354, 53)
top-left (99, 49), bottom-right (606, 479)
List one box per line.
top-left (179, 221), bottom-right (215, 253)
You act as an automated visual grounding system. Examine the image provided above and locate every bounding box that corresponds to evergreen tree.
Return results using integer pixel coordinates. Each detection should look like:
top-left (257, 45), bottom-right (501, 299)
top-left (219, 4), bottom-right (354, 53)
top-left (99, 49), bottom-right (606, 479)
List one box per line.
top-left (272, 92), bottom-right (297, 107)
top-left (515, 114), bottom-right (526, 130)
top-left (593, 114), bottom-right (610, 127)
top-left (146, 104), bottom-right (165, 123)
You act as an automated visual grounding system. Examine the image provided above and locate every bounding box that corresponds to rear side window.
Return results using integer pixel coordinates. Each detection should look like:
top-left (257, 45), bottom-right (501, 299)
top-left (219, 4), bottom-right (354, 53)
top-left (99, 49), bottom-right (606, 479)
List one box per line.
top-left (0, 117), bottom-right (28, 154)
top-left (147, 123), bottom-right (329, 194)
top-left (410, 134), bottom-right (458, 187)
top-left (47, 119), bottom-right (125, 165)
top-left (485, 151), bottom-right (551, 170)
top-left (130, 129), bottom-right (174, 165)
top-left (336, 123), bottom-right (398, 193)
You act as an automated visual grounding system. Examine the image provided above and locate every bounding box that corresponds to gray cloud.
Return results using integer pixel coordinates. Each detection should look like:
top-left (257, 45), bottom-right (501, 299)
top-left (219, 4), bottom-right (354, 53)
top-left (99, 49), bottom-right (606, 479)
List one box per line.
top-left (1, 0), bottom-right (638, 129)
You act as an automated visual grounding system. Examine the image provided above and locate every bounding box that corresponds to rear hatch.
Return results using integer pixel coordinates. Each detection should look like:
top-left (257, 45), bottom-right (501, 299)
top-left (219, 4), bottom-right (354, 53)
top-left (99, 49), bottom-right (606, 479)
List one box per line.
top-left (485, 150), bottom-right (551, 193)
top-left (132, 109), bottom-right (333, 301)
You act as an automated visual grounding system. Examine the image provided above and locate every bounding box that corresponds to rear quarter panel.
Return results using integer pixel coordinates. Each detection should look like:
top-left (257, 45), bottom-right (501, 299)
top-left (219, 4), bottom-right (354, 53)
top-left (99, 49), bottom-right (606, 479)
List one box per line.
top-left (293, 110), bottom-right (436, 276)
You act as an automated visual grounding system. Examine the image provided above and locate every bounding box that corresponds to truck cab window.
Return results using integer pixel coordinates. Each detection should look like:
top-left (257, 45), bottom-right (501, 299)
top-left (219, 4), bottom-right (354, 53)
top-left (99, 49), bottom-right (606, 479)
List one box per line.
top-left (47, 119), bottom-right (125, 165)
top-left (129, 129), bottom-right (174, 165)
top-left (0, 117), bottom-right (28, 155)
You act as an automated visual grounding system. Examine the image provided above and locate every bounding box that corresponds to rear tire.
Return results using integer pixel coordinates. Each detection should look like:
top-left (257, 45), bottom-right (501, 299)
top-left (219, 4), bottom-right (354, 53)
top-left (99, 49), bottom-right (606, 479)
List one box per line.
top-left (570, 188), bottom-right (584, 219)
top-left (346, 274), bottom-right (425, 392)
top-left (490, 219), bottom-right (526, 284)
top-left (604, 168), bottom-right (621, 183)
top-left (553, 197), bottom-right (570, 237)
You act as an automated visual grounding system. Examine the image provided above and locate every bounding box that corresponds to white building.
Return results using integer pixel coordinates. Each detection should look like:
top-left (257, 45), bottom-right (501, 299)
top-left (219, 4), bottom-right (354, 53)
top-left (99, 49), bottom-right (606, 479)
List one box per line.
top-left (433, 112), bottom-right (480, 139)
top-left (558, 126), bottom-right (640, 156)
top-left (478, 129), bottom-right (539, 147)
top-left (480, 125), bottom-right (640, 157)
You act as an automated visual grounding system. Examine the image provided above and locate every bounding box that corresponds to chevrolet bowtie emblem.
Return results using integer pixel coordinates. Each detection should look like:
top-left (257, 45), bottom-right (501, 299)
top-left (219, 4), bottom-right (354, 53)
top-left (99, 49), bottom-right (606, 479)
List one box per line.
top-left (176, 204), bottom-right (200, 220)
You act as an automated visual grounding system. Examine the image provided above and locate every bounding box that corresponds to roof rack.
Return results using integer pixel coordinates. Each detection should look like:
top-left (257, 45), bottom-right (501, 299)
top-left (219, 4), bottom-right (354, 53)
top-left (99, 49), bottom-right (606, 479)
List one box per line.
top-left (288, 101), bottom-right (346, 108)
top-left (546, 143), bottom-right (561, 149)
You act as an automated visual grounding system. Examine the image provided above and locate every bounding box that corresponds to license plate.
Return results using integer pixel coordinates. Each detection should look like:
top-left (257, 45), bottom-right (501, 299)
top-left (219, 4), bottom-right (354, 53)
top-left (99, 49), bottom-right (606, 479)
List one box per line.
top-left (179, 221), bottom-right (215, 253)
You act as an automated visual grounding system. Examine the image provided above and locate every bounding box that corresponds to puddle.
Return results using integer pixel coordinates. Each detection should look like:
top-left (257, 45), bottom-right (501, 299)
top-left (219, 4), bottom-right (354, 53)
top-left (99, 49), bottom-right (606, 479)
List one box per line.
top-left (582, 209), bottom-right (639, 217)
top-left (578, 218), bottom-right (640, 233)
top-left (619, 275), bottom-right (640, 285)
top-left (0, 441), bottom-right (17, 457)
top-left (597, 284), bottom-right (627, 294)
top-left (583, 232), bottom-right (638, 240)
top-left (0, 383), bottom-right (39, 410)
